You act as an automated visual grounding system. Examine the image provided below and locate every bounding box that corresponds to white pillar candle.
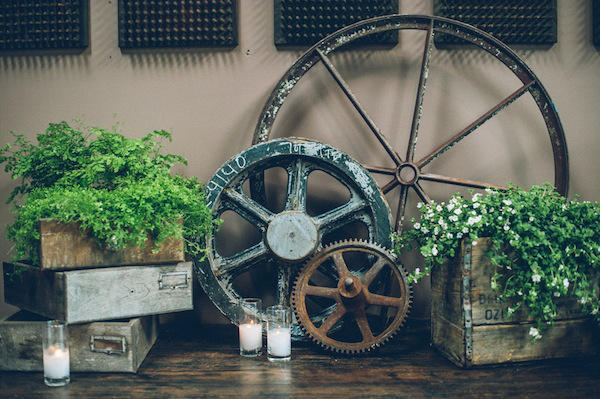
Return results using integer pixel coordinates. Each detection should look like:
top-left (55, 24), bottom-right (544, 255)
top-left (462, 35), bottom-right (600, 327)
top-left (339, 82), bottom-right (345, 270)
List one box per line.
top-left (43, 345), bottom-right (70, 380)
top-left (267, 328), bottom-right (291, 358)
top-left (239, 322), bottom-right (262, 351)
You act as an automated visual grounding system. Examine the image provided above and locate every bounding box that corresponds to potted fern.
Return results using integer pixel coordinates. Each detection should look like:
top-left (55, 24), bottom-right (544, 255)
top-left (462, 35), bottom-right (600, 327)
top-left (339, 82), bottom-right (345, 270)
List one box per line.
top-left (393, 184), bottom-right (599, 366)
top-left (0, 121), bottom-right (218, 269)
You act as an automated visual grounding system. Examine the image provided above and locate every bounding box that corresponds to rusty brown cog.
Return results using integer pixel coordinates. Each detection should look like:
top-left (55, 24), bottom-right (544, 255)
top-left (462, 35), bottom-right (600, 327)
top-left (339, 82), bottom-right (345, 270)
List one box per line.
top-left (292, 239), bottom-right (412, 353)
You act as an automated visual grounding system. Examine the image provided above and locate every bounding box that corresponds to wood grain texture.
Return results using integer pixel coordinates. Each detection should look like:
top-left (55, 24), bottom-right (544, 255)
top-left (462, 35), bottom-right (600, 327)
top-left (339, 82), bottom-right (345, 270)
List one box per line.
top-left (4, 262), bottom-right (193, 323)
top-left (431, 238), bottom-right (600, 367)
top-left (39, 219), bottom-right (184, 270)
top-left (0, 318), bottom-right (598, 399)
top-left (0, 311), bottom-right (158, 372)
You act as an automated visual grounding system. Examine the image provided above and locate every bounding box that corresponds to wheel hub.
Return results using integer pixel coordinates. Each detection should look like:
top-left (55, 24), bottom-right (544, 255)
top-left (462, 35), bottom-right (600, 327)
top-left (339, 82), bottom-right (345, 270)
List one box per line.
top-left (395, 162), bottom-right (420, 185)
top-left (266, 211), bottom-right (318, 261)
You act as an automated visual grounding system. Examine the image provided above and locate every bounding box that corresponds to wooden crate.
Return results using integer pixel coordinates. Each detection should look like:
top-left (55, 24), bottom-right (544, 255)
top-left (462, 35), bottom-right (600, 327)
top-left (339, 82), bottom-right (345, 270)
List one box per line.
top-left (431, 238), bottom-right (600, 367)
top-left (3, 261), bottom-right (193, 324)
top-left (39, 219), bottom-right (185, 270)
top-left (0, 311), bottom-right (158, 373)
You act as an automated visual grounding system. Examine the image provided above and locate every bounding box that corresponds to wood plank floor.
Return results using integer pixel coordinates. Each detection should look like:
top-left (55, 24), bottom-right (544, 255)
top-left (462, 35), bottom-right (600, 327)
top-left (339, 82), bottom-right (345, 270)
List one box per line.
top-left (0, 316), bottom-right (598, 399)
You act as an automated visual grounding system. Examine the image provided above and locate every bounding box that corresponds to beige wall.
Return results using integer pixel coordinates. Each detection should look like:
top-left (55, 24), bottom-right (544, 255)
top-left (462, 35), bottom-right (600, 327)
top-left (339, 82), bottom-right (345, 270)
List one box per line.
top-left (1, 1), bottom-right (599, 321)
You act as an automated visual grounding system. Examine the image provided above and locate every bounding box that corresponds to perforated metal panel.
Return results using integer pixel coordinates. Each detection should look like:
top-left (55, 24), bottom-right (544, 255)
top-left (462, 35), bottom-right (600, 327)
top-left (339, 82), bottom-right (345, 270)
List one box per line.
top-left (0, 0), bottom-right (89, 52)
top-left (433, 0), bottom-right (557, 47)
top-left (274, 0), bottom-right (398, 48)
top-left (118, 0), bottom-right (237, 49)
top-left (594, 0), bottom-right (600, 48)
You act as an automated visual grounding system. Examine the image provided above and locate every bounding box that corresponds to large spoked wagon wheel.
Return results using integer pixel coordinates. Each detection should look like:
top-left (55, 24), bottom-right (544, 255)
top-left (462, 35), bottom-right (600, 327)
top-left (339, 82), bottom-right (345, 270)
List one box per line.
top-left (252, 15), bottom-right (569, 231)
top-left (195, 138), bottom-right (392, 339)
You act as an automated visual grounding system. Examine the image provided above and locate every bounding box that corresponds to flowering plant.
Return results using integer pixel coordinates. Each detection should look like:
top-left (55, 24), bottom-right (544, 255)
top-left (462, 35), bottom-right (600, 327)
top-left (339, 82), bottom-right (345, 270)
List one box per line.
top-left (392, 184), bottom-right (600, 339)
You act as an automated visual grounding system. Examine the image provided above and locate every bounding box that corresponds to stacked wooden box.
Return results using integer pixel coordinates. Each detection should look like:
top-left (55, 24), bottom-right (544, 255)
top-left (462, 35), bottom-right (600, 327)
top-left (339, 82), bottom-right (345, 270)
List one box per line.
top-left (1, 219), bottom-right (193, 373)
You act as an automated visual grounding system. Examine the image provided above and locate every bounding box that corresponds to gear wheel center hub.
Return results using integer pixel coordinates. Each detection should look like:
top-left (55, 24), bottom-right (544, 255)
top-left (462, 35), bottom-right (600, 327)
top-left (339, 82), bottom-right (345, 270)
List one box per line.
top-left (337, 275), bottom-right (365, 306)
top-left (266, 211), bottom-right (318, 261)
top-left (395, 162), bottom-right (420, 185)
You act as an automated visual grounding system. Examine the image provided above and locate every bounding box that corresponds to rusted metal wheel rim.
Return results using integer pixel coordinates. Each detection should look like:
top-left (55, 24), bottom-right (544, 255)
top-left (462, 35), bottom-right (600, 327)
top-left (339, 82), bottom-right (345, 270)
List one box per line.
top-left (194, 138), bottom-right (392, 339)
top-left (292, 240), bottom-right (411, 353)
top-left (253, 14), bottom-right (569, 231)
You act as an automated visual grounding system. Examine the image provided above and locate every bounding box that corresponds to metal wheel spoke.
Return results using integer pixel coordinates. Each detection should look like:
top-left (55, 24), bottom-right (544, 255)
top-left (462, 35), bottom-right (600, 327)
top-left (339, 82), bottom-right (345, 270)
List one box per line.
top-left (214, 242), bottom-right (269, 279)
top-left (367, 293), bottom-right (404, 308)
top-left (365, 165), bottom-right (395, 176)
top-left (316, 48), bottom-right (403, 166)
top-left (420, 173), bottom-right (507, 190)
top-left (413, 182), bottom-right (432, 203)
top-left (416, 81), bottom-right (535, 168)
top-left (406, 20), bottom-right (434, 162)
top-left (314, 198), bottom-right (369, 233)
top-left (355, 308), bottom-right (375, 341)
top-left (276, 263), bottom-right (292, 307)
top-left (394, 185), bottom-right (409, 232)
top-left (318, 304), bottom-right (347, 334)
top-left (305, 285), bottom-right (338, 299)
top-left (381, 178), bottom-right (400, 195)
top-left (222, 188), bottom-right (274, 227)
top-left (332, 252), bottom-right (350, 277)
top-left (285, 158), bottom-right (308, 211)
top-left (361, 257), bottom-right (388, 287)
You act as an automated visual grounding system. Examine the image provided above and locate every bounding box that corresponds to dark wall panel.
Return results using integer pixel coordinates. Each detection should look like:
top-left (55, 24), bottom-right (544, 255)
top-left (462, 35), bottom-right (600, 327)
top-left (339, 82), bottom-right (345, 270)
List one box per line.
top-left (433, 0), bottom-right (557, 47)
top-left (0, 0), bottom-right (89, 52)
top-left (118, 0), bottom-right (237, 49)
top-left (274, 0), bottom-right (398, 48)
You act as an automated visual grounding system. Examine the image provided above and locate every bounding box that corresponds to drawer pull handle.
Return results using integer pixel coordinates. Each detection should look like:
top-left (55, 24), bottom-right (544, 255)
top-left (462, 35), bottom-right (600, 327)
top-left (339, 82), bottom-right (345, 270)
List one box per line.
top-left (158, 271), bottom-right (189, 290)
top-left (90, 335), bottom-right (127, 355)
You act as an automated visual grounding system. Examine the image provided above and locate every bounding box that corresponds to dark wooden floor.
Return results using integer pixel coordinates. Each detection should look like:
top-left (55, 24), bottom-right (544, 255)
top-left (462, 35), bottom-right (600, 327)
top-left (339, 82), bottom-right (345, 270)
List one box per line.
top-left (1, 316), bottom-right (599, 399)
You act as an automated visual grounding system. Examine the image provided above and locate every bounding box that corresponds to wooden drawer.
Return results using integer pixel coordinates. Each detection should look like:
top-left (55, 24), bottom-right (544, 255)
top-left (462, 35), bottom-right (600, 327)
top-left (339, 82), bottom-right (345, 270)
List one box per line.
top-left (0, 311), bottom-right (158, 373)
top-left (39, 219), bottom-right (184, 270)
top-left (431, 238), bottom-right (600, 367)
top-left (3, 261), bottom-right (193, 324)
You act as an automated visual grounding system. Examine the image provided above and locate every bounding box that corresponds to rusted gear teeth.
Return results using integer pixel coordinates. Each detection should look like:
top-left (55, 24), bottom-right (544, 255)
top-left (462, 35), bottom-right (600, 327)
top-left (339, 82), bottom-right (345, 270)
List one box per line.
top-left (292, 239), bottom-right (412, 354)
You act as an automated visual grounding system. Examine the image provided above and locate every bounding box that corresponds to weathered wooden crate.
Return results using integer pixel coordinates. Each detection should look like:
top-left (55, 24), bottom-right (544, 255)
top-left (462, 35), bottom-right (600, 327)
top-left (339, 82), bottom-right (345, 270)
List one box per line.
top-left (431, 238), bottom-right (600, 367)
top-left (0, 311), bottom-right (158, 373)
top-left (39, 219), bottom-right (185, 270)
top-left (3, 261), bottom-right (193, 324)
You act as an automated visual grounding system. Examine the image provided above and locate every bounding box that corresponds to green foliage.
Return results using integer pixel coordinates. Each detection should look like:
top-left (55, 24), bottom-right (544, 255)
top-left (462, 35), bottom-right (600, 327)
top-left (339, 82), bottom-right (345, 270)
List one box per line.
top-left (1, 122), bottom-right (219, 264)
top-left (392, 184), bottom-right (600, 339)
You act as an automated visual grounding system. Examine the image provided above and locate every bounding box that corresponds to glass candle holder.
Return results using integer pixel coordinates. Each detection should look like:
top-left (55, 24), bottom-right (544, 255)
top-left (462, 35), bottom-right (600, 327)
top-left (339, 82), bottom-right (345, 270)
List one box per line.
top-left (266, 305), bottom-right (291, 362)
top-left (238, 298), bottom-right (263, 357)
top-left (43, 320), bottom-right (70, 387)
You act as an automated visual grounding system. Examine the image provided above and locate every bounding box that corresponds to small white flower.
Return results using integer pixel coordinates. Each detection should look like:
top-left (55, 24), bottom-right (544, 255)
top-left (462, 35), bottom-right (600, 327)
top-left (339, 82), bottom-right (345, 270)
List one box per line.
top-left (472, 240), bottom-right (478, 246)
top-left (436, 205), bottom-right (443, 212)
top-left (438, 218), bottom-right (445, 225)
top-left (563, 278), bottom-right (570, 289)
top-left (454, 208), bottom-right (462, 215)
top-left (467, 215), bottom-right (482, 226)
top-left (518, 290), bottom-right (523, 296)
top-left (462, 227), bottom-right (469, 234)
top-left (498, 216), bottom-right (503, 221)
top-left (562, 204), bottom-right (567, 211)
top-left (473, 202), bottom-right (480, 209)
top-left (529, 216), bottom-right (535, 222)
top-left (579, 297), bottom-right (588, 305)
top-left (417, 202), bottom-right (423, 209)
top-left (472, 193), bottom-right (481, 202)
top-left (421, 227), bottom-right (429, 234)
top-left (449, 215), bottom-right (458, 222)
top-left (490, 280), bottom-right (497, 289)
top-left (511, 209), bottom-right (517, 214)
top-left (507, 307), bottom-right (514, 314)
top-left (532, 274), bottom-right (541, 283)
top-left (503, 224), bottom-right (510, 231)
top-left (446, 233), bottom-right (453, 239)
top-left (414, 267), bottom-right (421, 275)
top-left (432, 245), bottom-right (439, 256)
top-left (434, 226), bottom-right (439, 235)
top-left (531, 290), bottom-right (537, 297)
top-left (592, 308), bottom-right (598, 315)
top-left (414, 222), bottom-right (421, 229)
top-left (457, 233), bottom-right (463, 239)
top-left (529, 327), bottom-right (541, 340)
top-left (503, 200), bottom-right (512, 206)
top-left (558, 264), bottom-right (565, 271)
top-left (554, 291), bottom-right (561, 297)
top-left (447, 203), bottom-right (454, 211)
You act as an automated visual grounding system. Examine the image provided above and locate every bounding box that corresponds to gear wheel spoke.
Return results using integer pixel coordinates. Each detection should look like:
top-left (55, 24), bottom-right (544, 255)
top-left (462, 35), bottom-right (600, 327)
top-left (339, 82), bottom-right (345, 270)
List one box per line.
top-left (292, 240), bottom-right (412, 353)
